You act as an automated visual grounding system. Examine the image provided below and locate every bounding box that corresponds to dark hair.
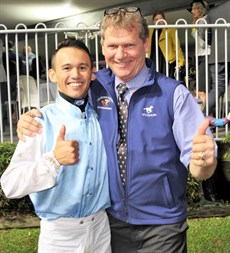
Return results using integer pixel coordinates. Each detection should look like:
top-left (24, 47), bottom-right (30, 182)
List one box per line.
top-left (52, 39), bottom-right (94, 68)
top-left (3, 40), bottom-right (14, 49)
top-left (152, 11), bottom-right (165, 21)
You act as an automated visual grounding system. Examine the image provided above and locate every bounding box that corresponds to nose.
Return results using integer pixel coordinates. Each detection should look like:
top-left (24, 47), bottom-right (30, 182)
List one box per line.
top-left (116, 46), bottom-right (127, 59)
top-left (71, 67), bottom-right (80, 78)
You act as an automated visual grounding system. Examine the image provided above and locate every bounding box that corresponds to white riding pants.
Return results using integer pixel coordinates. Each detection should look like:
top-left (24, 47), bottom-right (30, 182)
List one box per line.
top-left (38, 210), bottom-right (111, 253)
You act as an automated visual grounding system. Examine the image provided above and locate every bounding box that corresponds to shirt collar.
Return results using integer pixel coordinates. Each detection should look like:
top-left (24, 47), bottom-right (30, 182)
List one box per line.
top-left (115, 64), bottom-right (149, 93)
top-left (59, 91), bottom-right (88, 112)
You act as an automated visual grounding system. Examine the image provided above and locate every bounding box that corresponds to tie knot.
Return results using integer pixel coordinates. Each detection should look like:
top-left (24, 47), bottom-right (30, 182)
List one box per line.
top-left (117, 83), bottom-right (128, 96)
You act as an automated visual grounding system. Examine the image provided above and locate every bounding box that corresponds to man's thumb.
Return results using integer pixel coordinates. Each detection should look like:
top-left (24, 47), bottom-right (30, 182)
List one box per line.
top-left (197, 119), bottom-right (209, 136)
top-left (57, 125), bottom-right (66, 141)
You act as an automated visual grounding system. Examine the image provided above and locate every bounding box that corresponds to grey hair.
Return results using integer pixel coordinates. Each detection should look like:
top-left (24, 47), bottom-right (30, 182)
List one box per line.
top-left (192, 1), bottom-right (209, 16)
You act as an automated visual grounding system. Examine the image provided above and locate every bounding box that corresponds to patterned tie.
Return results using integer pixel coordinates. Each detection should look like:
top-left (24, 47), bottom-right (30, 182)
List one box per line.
top-left (117, 83), bottom-right (128, 186)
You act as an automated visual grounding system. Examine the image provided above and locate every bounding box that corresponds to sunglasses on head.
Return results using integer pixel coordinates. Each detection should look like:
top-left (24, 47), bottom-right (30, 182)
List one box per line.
top-left (104, 7), bottom-right (142, 16)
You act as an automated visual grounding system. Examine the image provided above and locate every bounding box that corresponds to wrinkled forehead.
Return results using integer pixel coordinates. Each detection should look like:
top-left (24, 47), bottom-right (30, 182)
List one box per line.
top-left (103, 14), bottom-right (138, 30)
top-left (101, 17), bottom-right (140, 42)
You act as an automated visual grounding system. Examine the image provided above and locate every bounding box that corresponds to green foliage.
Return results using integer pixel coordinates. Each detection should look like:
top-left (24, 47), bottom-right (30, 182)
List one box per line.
top-left (186, 173), bottom-right (201, 204)
top-left (0, 142), bottom-right (34, 214)
top-left (222, 134), bottom-right (230, 144)
top-left (222, 135), bottom-right (230, 160)
top-left (0, 142), bottom-right (17, 171)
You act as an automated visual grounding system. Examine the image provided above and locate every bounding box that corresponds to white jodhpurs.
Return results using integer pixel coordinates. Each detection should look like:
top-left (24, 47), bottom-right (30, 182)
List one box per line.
top-left (38, 210), bottom-right (111, 253)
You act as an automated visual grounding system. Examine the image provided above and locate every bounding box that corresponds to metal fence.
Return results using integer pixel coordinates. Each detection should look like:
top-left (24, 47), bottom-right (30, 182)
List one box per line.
top-left (0, 19), bottom-right (229, 143)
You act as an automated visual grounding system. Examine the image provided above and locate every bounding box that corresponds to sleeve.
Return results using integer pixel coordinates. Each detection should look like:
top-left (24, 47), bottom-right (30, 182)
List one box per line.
top-left (171, 29), bottom-right (185, 67)
top-left (177, 40), bottom-right (185, 67)
top-left (191, 27), bottom-right (196, 39)
top-left (147, 28), bottom-right (154, 58)
top-left (191, 25), bottom-right (205, 50)
top-left (172, 85), bottom-right (216, 168)
top-left (0, 134), bottom-right (61, 199)
top-left (197, 19), bottom-right (207, 49)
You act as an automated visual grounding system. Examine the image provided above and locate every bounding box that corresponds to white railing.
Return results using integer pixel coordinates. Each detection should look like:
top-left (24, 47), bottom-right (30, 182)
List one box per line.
top-left (0, 20), bottom-right (229, 143)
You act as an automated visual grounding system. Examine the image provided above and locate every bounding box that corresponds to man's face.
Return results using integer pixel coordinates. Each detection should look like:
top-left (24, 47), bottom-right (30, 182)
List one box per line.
top-left (49, 47), bottom-right (92, 99)
top-left (102, 24), bottom-right (149, 83)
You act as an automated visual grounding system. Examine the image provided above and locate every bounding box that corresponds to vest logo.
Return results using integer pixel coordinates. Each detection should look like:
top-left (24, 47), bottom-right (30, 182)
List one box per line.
top-left (97, 96), bottom-right (113, 110)
top-left (101, 99), bottom-right (110, 106)
top-left (142, 105), bottom-right (157, 117)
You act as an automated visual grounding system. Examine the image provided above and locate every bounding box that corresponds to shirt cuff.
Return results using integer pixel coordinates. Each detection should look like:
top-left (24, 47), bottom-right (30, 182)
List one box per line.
top-left (42, 151), bottom-right (61, 173)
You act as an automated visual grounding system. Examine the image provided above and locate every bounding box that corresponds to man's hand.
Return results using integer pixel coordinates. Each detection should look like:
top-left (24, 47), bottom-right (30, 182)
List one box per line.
top-left (17, 109), bottom-right (43, 142)
top-left (190, 119), bottom-right (217, 180)
top-left (53, 125), bottom-right (79, 165)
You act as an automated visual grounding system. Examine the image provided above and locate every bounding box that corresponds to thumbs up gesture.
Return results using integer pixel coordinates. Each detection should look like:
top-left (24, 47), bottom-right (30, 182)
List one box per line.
top-left (53, 125), bottom-right (79, 165)
top-left (190, 119), bottom-right (217, 180)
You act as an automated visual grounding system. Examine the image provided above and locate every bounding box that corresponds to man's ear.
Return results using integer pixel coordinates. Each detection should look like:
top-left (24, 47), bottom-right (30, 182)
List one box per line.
top-left (91, 67), bottom-right (96, 81)
top-left (102, 44), bottom-right (105, 56)
top-left (144, 37), bottom-right (150, 54)
top-left (48, 69), bottom-right (57, 83)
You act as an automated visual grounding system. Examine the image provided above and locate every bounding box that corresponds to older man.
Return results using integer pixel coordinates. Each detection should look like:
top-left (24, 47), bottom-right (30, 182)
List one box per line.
top-left (16, 7), bottom-right (217, 253)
